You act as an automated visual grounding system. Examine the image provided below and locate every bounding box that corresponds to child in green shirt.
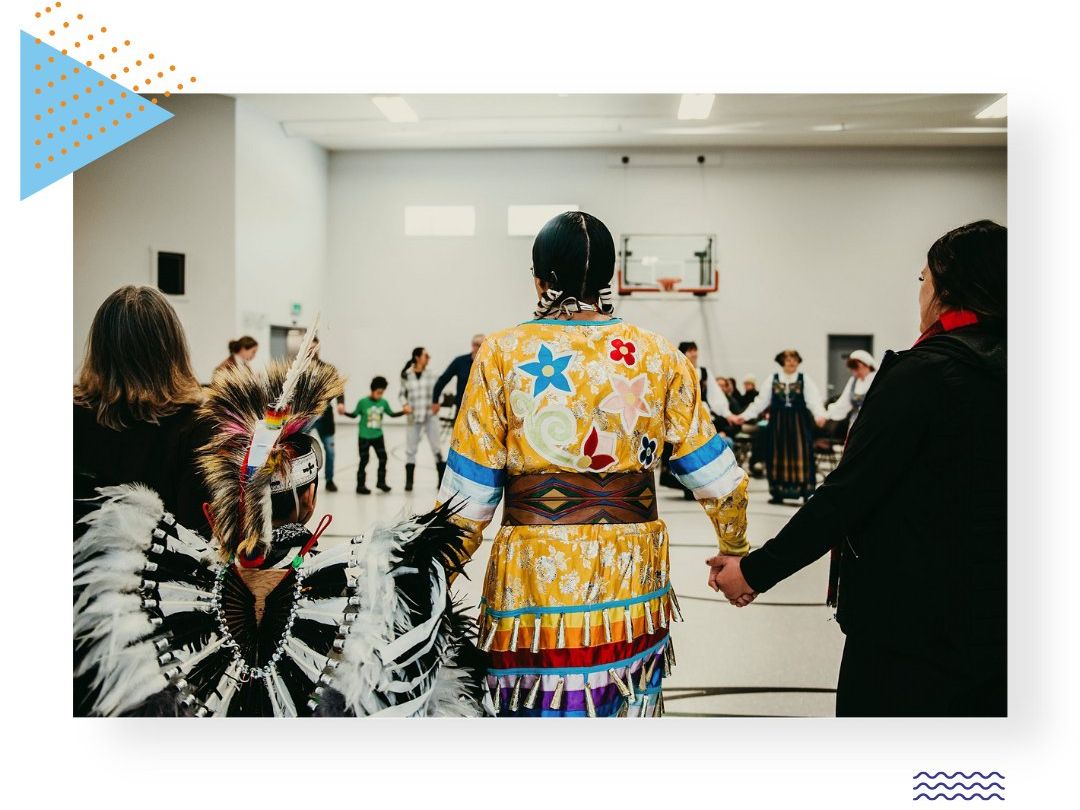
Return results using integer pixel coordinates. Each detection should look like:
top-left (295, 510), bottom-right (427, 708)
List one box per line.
top-left (345, 375), bottom-right (411, 494)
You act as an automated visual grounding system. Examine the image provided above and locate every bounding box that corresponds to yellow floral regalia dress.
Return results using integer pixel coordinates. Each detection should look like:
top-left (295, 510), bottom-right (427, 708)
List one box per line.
top-left (437, 316), bottom-right (749, 716)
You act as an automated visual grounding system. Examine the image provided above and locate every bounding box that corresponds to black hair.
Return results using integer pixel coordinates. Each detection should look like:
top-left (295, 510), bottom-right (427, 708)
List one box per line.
top-left (927, 220), bottom-right (1006, 327)
top-left (401, 347), bottom-right (425, 379)
top-left (774, 349), bottom-right (803, 365)
top-left (678, 341), bottom-right (698, 354)
top-left (229, 336), bottom-right (258, 354)
top-left (532, 211), bottom-right (616, 308)
top-left (371, 375), bottom-right (388, 391)
top-left (269, 432), bottom-right (319, 522)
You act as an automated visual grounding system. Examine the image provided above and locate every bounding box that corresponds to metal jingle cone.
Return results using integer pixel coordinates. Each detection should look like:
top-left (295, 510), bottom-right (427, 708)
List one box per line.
top-left (524, 675), bottom-right (543, 710)
top-left (608, 668), bottom-right (631, 698)
top-left (509, 615), bottom-right (521, 652)
top-left (583, 676), bottom-right (597, 718)
top-left (667, 636), bottom-right (677, 667)
top-left (641, 655), bottom-right (657, 691)
top-left (639, 694), bottom-right (651, 717)
top-left (602, 609), bottom-right (613, 643)
top-left (657, 690), bottom-right (665, 717)
top-left (669, 588), bottom-right (684, 622)
top-left (582, 611), bottom-right (591, 647)
top-left (658, 598), bottom-right (668, 629)
top-left (481, 615), bottom-right (499, 652)
top-left (531, 614), bottom-right (542, 653)
top-left (644, 599), bottom-right (656, 635)
top-left (616, 699), bottom-right (630, 718)
top-left (556, 613), bottom-right (566, 649)
top-left (489, 676), bottom-right (501, 716)
top-left (663, 645), bottom-right (673, 678)
top-left (625, 664), bottom-right (637, 703)
top-left (549, 676), bottom-right (565, 710)
top-left (509, 675), bottom-right (523, 712)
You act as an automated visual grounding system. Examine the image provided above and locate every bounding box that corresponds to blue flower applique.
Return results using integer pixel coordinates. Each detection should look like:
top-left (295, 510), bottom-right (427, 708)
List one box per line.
top-left (639, 435), bottom-right (657, 467)
top-left (517, 344), bottom-right (574, 397)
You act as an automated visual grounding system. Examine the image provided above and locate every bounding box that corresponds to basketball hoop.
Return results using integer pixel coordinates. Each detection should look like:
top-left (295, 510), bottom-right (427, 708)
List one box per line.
top-left (656, 277), bottom-right (682, 292)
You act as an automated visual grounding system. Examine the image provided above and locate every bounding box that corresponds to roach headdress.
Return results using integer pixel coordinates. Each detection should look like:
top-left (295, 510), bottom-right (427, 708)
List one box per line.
top-left (198, 319), bottom-right (344, 560)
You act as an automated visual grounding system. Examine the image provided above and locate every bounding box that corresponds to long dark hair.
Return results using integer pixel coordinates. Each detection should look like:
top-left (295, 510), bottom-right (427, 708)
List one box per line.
top-left (927, 220), bottom-right (1006, 327)
top-left (401, 347), bottom-right (425, 379)
top-left (74, 285), bottom-right (203, 430)
top-left (532, 211), bottom-right (616, 315)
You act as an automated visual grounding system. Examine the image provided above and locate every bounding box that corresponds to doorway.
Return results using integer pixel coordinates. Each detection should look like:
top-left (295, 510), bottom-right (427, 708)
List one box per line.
top-left (269, 325), bottom-right (307, 362)
top-left (826, 334), bottom-right (873, 403)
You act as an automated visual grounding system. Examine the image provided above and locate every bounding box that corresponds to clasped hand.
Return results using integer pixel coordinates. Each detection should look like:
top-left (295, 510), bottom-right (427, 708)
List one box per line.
top-left (705, 554), bottom-right (757, 607)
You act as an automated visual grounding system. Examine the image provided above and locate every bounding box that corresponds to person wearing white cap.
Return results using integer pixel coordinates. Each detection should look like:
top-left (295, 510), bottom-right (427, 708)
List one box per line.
top-left (826, 350), bottom-right (878, 427)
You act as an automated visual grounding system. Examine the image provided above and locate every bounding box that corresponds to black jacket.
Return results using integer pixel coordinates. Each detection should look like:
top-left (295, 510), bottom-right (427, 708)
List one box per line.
top-left (741, 326), bottom-right (1006, 662)
top-left (74, 402), bottom-right (212, 535)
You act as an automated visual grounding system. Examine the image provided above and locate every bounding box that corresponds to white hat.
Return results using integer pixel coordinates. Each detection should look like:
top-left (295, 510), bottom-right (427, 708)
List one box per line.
top-left (847, 350), bottom-right (876, 370)
top-left (743, 374), bottom-right (757, 385)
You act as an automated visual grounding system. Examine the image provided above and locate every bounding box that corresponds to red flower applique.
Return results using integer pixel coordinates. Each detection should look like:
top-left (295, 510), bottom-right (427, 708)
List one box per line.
top-left (582, 425), bottom-right (617, 471)
top-left (609, 338), bottom-right (637, 366)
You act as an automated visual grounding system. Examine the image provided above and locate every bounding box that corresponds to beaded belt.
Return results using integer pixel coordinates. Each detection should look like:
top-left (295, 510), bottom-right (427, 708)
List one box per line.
top-left (502, 471), bottom-right (658, 526)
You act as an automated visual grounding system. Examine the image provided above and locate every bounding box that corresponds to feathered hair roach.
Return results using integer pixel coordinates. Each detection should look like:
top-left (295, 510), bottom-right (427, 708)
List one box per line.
top-left (197, 327), bottom-right (343, 560)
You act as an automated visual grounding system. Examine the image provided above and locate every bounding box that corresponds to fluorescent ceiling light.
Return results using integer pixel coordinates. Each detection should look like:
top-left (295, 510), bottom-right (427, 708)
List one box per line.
top-left (812, 124), bottom-right (845, 132)
top-left (507, 204), bottom-right (579, 237)
top-left (976, 96), bottom-right (1007, 119)
top-left (677, 94), bottom-right (715, 120)
top-left (371, 96), bottom-right (419, 123)
top-left (404, 206), bottom-right (475, 236)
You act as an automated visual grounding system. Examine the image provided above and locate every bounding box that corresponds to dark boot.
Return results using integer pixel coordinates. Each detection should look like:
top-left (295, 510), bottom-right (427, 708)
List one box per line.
top-left (356, 469), bottom-right (370, 495)
top-left (405, 463), bottom-right (415, 492)
top-left (376, 470), bottom-right (392, 493)
top-left (435, 455), bottom-right (447, 488)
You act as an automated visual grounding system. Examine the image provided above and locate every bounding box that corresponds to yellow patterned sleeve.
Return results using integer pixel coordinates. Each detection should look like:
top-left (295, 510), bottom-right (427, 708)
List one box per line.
top-left (664, 352), bottom-right (750, 556)
top-left (436, 337), bottom-right (508, 565)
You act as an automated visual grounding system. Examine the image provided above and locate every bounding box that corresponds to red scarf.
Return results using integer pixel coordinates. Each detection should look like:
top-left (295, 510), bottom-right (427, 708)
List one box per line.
top-left (913, 309), bottom-right (979, 346)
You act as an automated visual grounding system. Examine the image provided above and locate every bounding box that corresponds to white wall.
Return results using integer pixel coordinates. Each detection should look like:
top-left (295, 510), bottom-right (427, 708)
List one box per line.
top-left (234, 98), bottom-right (328, 356)
top-left (74, 94), bottom-right (237, 381)
top-left (325, 147), bottom-right (1006, 404)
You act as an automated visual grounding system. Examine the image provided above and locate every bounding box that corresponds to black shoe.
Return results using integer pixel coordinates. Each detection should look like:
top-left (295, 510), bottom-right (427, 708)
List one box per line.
top-left (405, 463), bottom-right (415, 492)
top-left (326, 481), bottom-right (338, 493)
top-left (356, 485), bottom-right (371, 494)
top-left (682, 490), bottom-right (695, 500)
top-left (768, 496), bottom-right (784, 504)
top-left (376, 482), bottom-right (392, 493)
top-left (436, 459), bottom-right (447, 488)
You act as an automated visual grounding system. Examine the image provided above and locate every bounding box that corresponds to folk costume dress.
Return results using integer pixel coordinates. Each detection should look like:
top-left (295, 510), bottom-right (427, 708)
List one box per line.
top-left (436, 317), bottom-right (750, 717)
top-left (742, 370), bottom-right (826, 501)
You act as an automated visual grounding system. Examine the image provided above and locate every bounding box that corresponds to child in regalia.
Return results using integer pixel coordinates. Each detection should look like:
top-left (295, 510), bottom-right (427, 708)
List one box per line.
top-left (74, 324), bottom-right (486, 717)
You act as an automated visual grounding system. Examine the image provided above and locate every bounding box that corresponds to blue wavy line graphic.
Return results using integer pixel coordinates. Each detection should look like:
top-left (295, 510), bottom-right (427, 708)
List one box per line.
top-left (913, 773), bottom-right (1004, 780)
top-left (913, 794), bottom-right (1005, 801)
top-left (914, 784), bottom-right (1005, 792)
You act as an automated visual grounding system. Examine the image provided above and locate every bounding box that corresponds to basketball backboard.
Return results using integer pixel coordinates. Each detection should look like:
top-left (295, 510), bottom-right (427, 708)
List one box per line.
top-left (617, 234), bottom-right (718, 296)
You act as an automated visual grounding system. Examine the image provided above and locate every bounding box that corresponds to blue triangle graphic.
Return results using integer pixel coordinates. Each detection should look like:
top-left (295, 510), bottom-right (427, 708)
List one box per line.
top-left (20, 30), bottom-right (173, 199)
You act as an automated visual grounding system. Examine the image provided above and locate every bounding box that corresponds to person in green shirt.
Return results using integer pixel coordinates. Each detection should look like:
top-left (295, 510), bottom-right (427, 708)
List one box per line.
top-left (345, 375), bottom-right (411, 494)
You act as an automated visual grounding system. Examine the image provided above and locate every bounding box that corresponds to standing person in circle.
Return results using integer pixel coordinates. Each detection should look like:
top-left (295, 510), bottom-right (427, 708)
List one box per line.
top-left (825, 349), bottom-right (878, 430)
top-left (432, 333), bottom-right (486, 419)
top-left (214, 335), bottom-right (259, 380)
top-left (434, 211), bottom-right (750, 717)
top-left (733, 350), bottom-right (827, 504)
top-left (309, 337), bottom-right (347, 492)
top-left (345, 376), bottom-right (411, 494)
top-left (709, 220), bottom-right (1007, 717)
top-left (400, 347), bottom-right (445, 491)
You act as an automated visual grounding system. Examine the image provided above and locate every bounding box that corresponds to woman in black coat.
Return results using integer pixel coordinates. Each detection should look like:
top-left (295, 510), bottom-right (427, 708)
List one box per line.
top-left (74, 286), bottom-right (211, 535)
top-left (708, 220), bottom-right (1007, 717)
